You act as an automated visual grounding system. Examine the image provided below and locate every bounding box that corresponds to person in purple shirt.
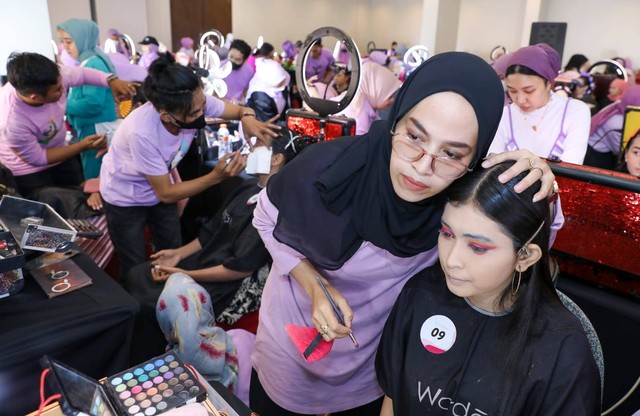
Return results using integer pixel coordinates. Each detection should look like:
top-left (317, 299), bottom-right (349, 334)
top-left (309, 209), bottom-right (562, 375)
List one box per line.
top-left (0, 52), bottom-right (134, 198)
top-left (138, 35), bottom-right (160, 70)
top-left (304, 40), bottom-right (335, 84)
top-left (223, 39), bottom-right (255, 103)
top-left (248, 52), bottom-right (559, 415)
top-left (100, 54), bottom-right (280, 279)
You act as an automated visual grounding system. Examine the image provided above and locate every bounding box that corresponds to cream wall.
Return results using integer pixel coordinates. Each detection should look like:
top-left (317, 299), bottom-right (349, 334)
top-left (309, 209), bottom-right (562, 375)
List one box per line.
top-left (46, 0), bottom-right (171, 55)
top-left (456, 0), bottom-right (527, 60)
top-left (232, 0), bottom-right (372, 54)
top-left (542, 0), bottom-right (640, 68)
top-left (28, 0), bottom-right (640, 68)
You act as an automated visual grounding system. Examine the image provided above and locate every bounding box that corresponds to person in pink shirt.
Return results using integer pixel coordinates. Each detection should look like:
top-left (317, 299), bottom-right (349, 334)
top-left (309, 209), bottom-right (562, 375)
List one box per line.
top-left (0, 52), bottom-right (134, 198)
top-left (304, 40), bottom-right (335, 84)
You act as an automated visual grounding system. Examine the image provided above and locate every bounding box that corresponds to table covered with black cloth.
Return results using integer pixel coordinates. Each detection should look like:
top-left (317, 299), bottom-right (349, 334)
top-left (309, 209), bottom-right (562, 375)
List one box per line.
top-left (0, 249), bottom-right (139, 415)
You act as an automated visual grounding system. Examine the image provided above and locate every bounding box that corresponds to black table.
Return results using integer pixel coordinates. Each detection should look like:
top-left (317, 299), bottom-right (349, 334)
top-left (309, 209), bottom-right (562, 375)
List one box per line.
top-left (0, 250), bottom-right (139, 415)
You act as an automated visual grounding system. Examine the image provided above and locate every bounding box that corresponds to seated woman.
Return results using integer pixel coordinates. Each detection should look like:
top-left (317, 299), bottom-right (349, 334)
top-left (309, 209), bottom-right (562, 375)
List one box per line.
top-left (124, 130), bottom-right (318, 352)
top-left (618, 130), bottom-right (640, 177)
top-left (142, 131), bottom-right (319, 402)
top-left (244, 56), bottom-right (290, 122)
top-left (488, 43), bottom-right (591, 165)
top-left (376, 161), bottom-right (601, 415)
top-left (585, 85), bottom-right (640, 169)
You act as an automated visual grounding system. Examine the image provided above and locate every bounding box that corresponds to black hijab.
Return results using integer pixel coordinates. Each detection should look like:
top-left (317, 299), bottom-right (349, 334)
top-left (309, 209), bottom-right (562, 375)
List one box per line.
top-left (267, 52), bottom-right (504, 270)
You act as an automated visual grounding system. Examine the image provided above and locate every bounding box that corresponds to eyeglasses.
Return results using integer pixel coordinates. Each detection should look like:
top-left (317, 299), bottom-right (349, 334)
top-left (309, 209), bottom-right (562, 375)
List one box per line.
top-left (390, 131), bottom-right (472, 179)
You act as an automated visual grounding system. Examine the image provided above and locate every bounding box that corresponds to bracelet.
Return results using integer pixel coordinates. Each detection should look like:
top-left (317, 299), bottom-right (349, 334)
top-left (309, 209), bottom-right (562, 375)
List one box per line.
top-left (106, 74), bottom-right (119, 84)
top-left (241, 112), bottom-right (255, 119)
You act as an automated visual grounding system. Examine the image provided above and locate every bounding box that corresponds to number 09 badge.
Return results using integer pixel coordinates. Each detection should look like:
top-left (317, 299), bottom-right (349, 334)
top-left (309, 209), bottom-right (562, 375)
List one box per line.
top-left (420, 315), bottom-right (456, 354)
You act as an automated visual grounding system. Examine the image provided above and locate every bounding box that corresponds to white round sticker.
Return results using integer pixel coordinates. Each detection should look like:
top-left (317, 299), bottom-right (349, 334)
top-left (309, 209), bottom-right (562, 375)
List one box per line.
top-left (420, 315), bottom-right (456, 354)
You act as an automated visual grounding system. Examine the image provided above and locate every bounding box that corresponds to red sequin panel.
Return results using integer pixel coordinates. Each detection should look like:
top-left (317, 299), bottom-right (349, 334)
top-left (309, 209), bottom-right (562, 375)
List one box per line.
top-left (287, 116), bottom-right (356, 141)
top-left (553, 176), bottom-right (640, 295)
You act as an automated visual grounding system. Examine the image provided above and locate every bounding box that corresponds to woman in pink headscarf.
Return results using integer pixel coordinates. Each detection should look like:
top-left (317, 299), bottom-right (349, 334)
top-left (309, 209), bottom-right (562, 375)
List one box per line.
top-left (488, 43), bottom-right (591, 164)
top-left (585, 85), bottom-right (640, 169)
top-left (304, 61), bottom-right (401, 135)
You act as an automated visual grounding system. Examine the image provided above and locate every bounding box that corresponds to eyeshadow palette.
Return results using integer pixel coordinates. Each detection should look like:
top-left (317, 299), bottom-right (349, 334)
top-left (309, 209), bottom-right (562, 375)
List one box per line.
top-left (105, 352), bottom-right (207, 415)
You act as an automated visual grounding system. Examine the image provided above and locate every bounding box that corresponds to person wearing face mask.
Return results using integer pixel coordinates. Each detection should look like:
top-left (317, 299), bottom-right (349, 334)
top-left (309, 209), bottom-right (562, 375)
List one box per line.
top-left (99, 53), bottom-right (281, 282)
top-left (488, 43), bottom-right (591, 165)
top-left (222, 39), bottom-right (255, 104)
top-left (122, 130), bottom-right (319, 366)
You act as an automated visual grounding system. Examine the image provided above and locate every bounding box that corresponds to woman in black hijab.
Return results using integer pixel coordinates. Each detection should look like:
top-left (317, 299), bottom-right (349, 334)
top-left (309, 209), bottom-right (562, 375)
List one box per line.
top-left (249, 52), bottom-right (557, 416)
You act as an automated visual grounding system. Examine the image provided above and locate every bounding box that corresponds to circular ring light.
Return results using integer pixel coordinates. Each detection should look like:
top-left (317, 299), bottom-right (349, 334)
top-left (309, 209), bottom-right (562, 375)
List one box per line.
top-left (295, 27), bottom-right (362, 117)
top-left (490, 45), bottom-right (508, 62)
top-left (588, 59), bottom-right (629, 82)
top-left (403, 45), bottom-right (429, 69)
top-left (367, 41), bottom-right (377, 54)
top-left (199, 30), bottom-right (225, 49)
top-left (121, 33), bottom-right (136, 63)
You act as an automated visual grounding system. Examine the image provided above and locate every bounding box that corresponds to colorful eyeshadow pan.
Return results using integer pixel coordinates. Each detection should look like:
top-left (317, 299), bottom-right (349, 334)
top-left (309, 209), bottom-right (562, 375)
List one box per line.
top-left (105, 351), bottom-right (206, 415)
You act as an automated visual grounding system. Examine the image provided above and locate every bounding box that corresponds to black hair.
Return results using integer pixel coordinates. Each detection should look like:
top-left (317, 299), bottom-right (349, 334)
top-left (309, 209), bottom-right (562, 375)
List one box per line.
top-left (6, 52), bottom-right (60, 96)
top-left (229, 39), bottom-right (251, 60)
top-left (132, 84), bottom-right (147, 107)
top-left (505, 64), bottom-right (548, 85)
top-left (270, 128), bottom-right (319, 164)
top-left (618, 130), bottom-right (640, 174)
top-left (254, 42), bottom-right (274, 57)
top-left (446, 161), bottom-right (558, 415)
top-left (143, 52), bottom-right (202, 117)
top-left (564, 54), bottom-right (588, 72)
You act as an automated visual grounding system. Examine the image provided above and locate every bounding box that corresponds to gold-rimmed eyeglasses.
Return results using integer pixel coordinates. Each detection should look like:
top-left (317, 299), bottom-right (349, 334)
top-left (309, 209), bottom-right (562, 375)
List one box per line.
top-left (390, 131), bottom-right (472, 179)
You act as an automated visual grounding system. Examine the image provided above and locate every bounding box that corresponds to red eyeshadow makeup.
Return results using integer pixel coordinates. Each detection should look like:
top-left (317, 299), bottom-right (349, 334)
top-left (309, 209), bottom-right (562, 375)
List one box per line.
top-left (105, 352), bottom-right (207, 415)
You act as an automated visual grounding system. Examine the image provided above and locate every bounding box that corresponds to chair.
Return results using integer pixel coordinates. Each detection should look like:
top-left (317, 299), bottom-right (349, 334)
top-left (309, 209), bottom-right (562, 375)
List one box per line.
top-left (557, 290), bottom-right (605, 400)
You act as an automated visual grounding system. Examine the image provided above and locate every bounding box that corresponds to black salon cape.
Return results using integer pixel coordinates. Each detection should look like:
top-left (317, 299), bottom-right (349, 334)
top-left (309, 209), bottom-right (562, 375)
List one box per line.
top-left (376, 265), bottom-right (601, 415)
top-left (126, 179), bottom-right (269, 317)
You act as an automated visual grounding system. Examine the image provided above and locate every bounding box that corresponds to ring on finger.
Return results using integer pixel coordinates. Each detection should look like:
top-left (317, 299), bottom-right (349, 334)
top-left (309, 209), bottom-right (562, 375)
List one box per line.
top-left (319, 323), bottom-right (329, 335)
top-left (530, 166), bottom-right (543, 176)
top-left (528, 158), bottom-right (536, 170)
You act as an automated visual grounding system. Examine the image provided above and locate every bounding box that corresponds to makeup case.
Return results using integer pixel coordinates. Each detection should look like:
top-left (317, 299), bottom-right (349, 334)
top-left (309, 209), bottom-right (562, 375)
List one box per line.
top-left (0, 195), bottom-right (77, 253)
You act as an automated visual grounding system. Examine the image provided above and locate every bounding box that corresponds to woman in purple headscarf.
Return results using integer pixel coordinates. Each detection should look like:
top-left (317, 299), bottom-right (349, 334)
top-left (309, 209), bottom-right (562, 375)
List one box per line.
top-left (104, 28), bottom-right (128, 57)
top-left (584, 85), bottom-right (640, 169)
top-left (488, 43), bottom-right (591, 165)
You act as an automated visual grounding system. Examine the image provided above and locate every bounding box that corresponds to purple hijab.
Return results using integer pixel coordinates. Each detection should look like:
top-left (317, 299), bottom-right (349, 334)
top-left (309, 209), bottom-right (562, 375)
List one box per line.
top-left (590, 85), bottom-right (640, 136)
top-left (507, 43), bottom-right (560, 82)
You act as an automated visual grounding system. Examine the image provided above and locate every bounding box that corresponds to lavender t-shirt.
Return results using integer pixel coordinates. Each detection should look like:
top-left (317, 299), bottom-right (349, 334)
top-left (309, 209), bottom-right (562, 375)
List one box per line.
top-left (0, 65), bottom-right (109, 176)
top-left (223, 62), bottom-right (255, 102)
top-left (304, 48), bottom-right (335, 82)
top-left (100, 95), bottom-right (225, 206)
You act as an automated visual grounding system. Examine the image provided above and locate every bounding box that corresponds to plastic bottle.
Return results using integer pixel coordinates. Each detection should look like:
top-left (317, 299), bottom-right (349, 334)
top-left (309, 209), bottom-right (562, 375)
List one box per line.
top-left (217, 124), bottom-right (230, 159)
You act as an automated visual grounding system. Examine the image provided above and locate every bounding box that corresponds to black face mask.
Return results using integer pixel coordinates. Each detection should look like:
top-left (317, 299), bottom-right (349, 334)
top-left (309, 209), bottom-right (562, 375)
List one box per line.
top-left (172, 113), bottom-right (206, 130)
top-left (231, 62), bottom-right (242, 71)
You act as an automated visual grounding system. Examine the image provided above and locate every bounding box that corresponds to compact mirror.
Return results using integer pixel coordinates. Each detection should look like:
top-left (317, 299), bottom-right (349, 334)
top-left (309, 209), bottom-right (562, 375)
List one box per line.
top-left (295, 26), bottom-right (361, 116)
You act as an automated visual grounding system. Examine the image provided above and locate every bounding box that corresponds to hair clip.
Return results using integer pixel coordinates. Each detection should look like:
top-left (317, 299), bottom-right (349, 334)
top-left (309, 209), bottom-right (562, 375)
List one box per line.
top-left (518, 221), bottom-right (545, 256)
top-left (284, 130), bottom-right (301, 153)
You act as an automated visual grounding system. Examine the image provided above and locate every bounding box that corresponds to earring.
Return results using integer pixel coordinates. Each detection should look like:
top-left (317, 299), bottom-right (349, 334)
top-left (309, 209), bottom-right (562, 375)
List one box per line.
top-left (511, 269), bottom-right (522, 295)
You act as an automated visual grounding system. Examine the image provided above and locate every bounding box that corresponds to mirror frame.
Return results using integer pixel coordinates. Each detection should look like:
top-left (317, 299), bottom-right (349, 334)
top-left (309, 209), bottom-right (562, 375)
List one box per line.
top-left (295, 26), bottom-right (362, 117)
